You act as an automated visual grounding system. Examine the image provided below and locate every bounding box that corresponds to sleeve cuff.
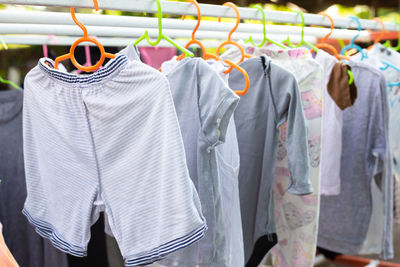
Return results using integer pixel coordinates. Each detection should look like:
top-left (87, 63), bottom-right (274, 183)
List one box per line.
top-left (205, 91), bottom-right (239, 151)
top-left (287, 180), bottom-right (313, 195)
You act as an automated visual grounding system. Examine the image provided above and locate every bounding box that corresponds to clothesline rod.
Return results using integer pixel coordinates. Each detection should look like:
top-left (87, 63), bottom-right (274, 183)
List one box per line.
top-left (0, 35), bottom-right (226, 47)
top-left (0, 11), bottom-right (371, 41)
top-left (0, 11), bottom-right (370, 41)
top-left (0, 24), bottom-right (320, 43)
top-left (0, 0), bottom-right (396, 32)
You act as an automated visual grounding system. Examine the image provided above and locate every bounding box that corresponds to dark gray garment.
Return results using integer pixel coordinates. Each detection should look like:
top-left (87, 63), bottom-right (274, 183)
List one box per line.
top-left (228, 56), bottom-right (312, 262)
top-left (318, 61), bottom-right (388, 254)
top-left (0, 89), bottom-right (68, 267)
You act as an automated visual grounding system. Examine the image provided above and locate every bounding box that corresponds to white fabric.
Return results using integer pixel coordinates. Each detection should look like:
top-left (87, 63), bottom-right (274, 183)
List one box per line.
top-left (208, 59), bottom-right (245, 267)
top-left (315, 50), bottom-right (342, 196)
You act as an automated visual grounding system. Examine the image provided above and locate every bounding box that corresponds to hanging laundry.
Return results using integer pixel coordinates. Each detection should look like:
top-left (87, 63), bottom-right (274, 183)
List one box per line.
top-left (207, 58), bottom-right (245, 267)
top-left (358, 43), bottom-right (400, 180)
top-left (351, 43), bottom-right (396, 259)
top-left (22, 55), bottom-right (206, 266)
top-left (226, 52), bottom-right (313, 265)
top-left (0, 89), bottom-right (68, 267)
top-left (122, 44), bottom-right (242, 266)
top-left (157, 56), bottom-right (239, 266)
top-left (249, 48), bottom-right (323, 267)
top-left (120, 45), bottom-right (244, 267)
top-left (318, 61), bottom-right (392, 258)
top-left (315, 49), bottom-right (357, 196)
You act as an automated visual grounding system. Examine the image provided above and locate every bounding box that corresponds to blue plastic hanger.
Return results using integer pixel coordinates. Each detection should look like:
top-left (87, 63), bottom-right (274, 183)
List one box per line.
top-left (340, 16), bottom-right (367, 60)
top-left (380, 61), bottom-right (400, 87)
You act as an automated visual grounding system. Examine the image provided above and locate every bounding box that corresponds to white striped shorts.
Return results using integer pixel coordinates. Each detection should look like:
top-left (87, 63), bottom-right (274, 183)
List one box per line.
top-left (22, 55), bottom-right (206, 266)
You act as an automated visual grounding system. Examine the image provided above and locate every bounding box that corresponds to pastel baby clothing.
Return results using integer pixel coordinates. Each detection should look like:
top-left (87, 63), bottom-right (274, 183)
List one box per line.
top-left (23, 54), bottom-right (206, 266)
top-left (250, 47), bottom-right (323, 267)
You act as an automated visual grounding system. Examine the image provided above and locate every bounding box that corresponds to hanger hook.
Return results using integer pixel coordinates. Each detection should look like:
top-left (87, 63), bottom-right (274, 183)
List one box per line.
top-left (245, 5), bottom-right (266, 47)
top-left (176, 0), bottom-right (207, 61)
top-left (319, 12), bottom-right (334, 43)
top-left (70, 8), bottom-right (88, 37)
top-left (70, 0), bottom-right (99, 37)
top-left (340, 15), bottom-right (366, 59)
top-left (140, 0), bottom-right (163, 46)
top-left (369, 18), bottom-right (385, 48)
top-left (92, 0), bottom-right (99, 11)
top-left (223, 2), bottom-right (240, 41)
top-left (187, 0), bottom-right (201, 41)
top-left (295, 10), bottom-right (305, 45)
top-left (348, 15), bottom-right (361, 45)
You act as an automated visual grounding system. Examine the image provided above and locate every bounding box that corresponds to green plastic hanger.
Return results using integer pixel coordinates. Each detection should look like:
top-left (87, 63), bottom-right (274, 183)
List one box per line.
top-left (245, 5), bottom-right (288, 49)
top-left (0, 76), bottom-right (19, 90)
top-left (281, 10), bottom-right (318, 52)
top-left (134, 0), bottom-right (193, 57)
top-left (347, 69), bottom-right (354, 85)
top-left (383, 21), bottom-right (400, 51)
top-left (337, 39), bottom-right (346, 49)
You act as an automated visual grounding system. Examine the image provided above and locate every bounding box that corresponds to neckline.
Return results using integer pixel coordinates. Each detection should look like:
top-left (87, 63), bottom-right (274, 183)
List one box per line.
top-left (38, 54), bottom-right (128, 87)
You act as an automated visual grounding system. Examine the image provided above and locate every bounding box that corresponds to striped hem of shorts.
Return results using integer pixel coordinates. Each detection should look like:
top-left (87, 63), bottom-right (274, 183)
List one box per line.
top-left (22, 209), bottom-right (87, 257)
top-left (38, 54), bottom-right (128, 85)
top-left (125, 223), bottom-right (208, 267)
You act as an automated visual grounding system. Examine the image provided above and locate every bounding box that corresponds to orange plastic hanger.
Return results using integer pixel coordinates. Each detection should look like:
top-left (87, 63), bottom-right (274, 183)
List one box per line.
top-left (222, 59), bottom-right (249, 95)
top-left (54, 0), bottom-right (116, 72)
top-left (175, 1), bottom-right (249, 95)
top-left (176, 0), bottom-right (208, 61)
top-left (315, 12), bottom-right (349, 60)
top-left (314, 13), bottom-right (354, 85)
top-left (210, 2), bottom-right (252, 74)
top-left (367, 18), bottom-right (385, 50)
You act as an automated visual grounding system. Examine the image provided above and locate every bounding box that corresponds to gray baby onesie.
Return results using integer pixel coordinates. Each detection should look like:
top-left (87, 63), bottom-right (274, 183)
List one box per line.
top-left (228, 56), bottom-right (312, 261)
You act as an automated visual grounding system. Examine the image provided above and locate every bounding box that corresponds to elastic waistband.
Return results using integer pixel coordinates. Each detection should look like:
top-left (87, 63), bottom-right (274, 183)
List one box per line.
top-left (38, 54), bottom-right (128, 85)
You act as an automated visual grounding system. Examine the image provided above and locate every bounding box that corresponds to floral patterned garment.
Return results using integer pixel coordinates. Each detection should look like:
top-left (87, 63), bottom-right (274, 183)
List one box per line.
top-left (250, 47), bottom-right (323, 267)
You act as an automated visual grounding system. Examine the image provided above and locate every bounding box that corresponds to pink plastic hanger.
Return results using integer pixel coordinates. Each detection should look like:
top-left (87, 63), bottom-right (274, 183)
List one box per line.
top-left (42, 35), bottom-right (58, 58)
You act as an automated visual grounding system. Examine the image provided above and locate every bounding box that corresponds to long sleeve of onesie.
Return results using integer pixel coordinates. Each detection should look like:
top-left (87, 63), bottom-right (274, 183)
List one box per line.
top-left (268, 60), bottom-right (313, 195)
